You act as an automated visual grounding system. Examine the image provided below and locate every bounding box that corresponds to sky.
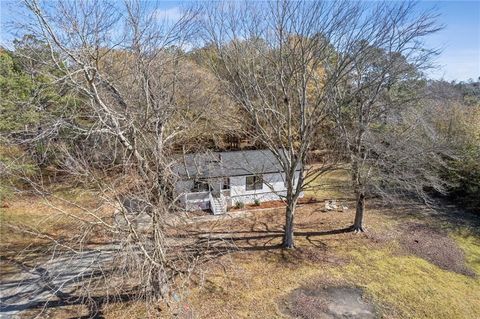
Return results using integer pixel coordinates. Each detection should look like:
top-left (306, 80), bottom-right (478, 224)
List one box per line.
top-left (0, 0), bottom-right (479, 82)
top-left (417, 1), bottom-right (480, 81)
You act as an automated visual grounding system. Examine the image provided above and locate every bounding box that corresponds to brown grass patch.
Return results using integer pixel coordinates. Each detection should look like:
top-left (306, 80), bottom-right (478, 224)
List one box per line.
top-left (227, 197), bottom-right (325, 212)
top-left (286, 246), bottom-right (347, 265)
top-left (0, 190), bottom-right (113, 283)
top-left (399, 222), bottom-right (475, 277)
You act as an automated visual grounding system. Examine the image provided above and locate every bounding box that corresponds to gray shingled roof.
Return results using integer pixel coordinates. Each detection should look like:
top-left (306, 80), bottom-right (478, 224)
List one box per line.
top-left (174, 149), bottom-right (300, 179)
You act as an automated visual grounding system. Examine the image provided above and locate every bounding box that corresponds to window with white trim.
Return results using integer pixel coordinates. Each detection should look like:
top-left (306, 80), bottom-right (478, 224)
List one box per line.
top-left (246, 175), bottom-right (263, 191)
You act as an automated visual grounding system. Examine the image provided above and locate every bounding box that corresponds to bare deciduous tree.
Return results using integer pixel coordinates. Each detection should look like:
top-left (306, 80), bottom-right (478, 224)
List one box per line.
top-left (201, 0), bottom-right (365, 248)
top-left (329, 2), bottom-right (446, 232)
top-left (1, 0), bottom-right (223, 315)
top-left (201, 0), bottom-right (443, 246)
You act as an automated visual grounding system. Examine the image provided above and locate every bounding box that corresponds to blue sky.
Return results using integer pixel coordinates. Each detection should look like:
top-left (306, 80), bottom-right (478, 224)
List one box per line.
top-left (417, 1), bottom-right (480, 81)
top-left (1, 0), bottom-right (479, 81)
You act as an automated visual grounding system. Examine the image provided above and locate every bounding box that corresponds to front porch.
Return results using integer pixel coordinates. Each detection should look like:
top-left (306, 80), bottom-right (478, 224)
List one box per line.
top-left (183, 189), bottom-right (231, 215)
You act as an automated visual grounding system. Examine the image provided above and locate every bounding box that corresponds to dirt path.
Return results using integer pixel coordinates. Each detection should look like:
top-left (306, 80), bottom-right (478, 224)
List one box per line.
top-left (0, 245), bottom-right (117, 318)
top-left (0, 210), bottom-right (244, 319)
top-left (282, 285), bottom-right (376, 319)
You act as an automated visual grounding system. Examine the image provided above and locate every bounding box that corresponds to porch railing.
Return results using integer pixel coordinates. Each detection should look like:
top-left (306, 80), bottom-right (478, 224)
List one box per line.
top-left (185, 191), bottom-right (210, 202)
top-left (185, 190), bottom-right (230, 202)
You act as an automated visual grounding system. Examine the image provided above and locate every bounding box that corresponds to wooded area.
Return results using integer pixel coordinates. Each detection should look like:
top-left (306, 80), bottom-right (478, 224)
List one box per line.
top-left (1, 0), bottom-right (479, 317)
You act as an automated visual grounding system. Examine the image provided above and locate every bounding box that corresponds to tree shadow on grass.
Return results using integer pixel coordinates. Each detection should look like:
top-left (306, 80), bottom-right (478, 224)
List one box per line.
top-left (2, 205), bottom-right (355, 318)
top-left (1, 291), bottom-right (138, 319)
top-left (376, 199), bottom-right (480, 236)
top-left (0, 247), bottom-right (131, 319)
top-left (178, 226), bottom-right (353, 252)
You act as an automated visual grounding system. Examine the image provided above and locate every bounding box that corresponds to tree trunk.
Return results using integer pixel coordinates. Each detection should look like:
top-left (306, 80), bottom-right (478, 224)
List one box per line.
top-left (151, 208), bottom-right (169, 299)
top-left (282, 200), bottom-right (296, 248)
top-left (352, 191), bottom-right (365, 232)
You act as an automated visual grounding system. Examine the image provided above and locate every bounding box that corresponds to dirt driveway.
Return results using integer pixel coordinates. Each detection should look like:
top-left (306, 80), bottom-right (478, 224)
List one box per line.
top-left (0, 245), bottom-right (117, 318)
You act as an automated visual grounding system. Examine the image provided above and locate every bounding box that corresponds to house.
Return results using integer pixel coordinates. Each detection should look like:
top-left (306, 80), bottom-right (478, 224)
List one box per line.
top-left (174, 149), bottom-right (303, 215)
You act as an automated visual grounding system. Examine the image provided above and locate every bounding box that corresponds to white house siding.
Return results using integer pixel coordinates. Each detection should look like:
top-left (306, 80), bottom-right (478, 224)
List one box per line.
top-left (229, 171), bottom-right (303, 205)
top-left (176, 171), bottom-right (303, 211)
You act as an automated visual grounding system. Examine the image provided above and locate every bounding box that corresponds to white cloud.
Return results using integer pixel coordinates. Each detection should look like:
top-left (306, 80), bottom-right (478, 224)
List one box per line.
top-left (153, 7), bottom-right (182, 22)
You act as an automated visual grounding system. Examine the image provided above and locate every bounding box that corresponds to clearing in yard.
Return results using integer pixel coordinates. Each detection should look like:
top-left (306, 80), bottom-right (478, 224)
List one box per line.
top-left (1, 169), bottom-right (479, 318)
top-left (103, 199), bottom-right (480, 319)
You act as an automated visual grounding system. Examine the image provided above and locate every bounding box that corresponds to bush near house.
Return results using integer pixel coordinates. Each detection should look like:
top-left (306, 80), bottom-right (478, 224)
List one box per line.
top-left (235, 201), bottom-right (245, 209)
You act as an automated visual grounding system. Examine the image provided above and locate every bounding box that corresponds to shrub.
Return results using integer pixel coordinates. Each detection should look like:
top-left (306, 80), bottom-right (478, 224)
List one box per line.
top-left (235, 201), bottom-right (244, 209)
top-left (253, 199), bottom-right (261, 206)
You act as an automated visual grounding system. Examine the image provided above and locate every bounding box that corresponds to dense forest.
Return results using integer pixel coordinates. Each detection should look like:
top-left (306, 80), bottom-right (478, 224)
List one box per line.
top-left (2, 38), bottom-right (479, 212)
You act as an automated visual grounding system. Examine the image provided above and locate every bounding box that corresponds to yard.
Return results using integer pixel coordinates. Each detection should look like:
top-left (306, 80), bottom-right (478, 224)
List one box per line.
top-left (150, 201), bottom-right (479, 319)
top-left (2, 0), bottom-right (479, 317)
top-left (1, 170), bottom-right (479, 318)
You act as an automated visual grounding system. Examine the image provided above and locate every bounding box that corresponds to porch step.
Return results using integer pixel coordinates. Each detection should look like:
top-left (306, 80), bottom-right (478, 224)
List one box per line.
top-left (210, 197), bottom-right (226, 215)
